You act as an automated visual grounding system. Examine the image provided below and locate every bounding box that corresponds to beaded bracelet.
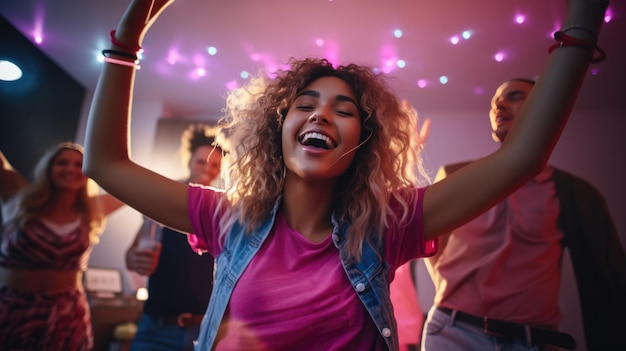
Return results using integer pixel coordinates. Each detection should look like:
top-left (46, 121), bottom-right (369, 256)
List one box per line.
top-left (102, 49), bottom-right (138, 61)
top-left (110, 30), bottom-right (142, 53)
top-left (548, 31), bottom-right (606, 63)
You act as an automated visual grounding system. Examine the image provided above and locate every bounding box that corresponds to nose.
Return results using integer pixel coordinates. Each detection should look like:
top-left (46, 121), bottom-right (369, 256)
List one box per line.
top-left (309, 110), bottom-right (331, 125)
top-left (494, 96), bottom-right (508, 111)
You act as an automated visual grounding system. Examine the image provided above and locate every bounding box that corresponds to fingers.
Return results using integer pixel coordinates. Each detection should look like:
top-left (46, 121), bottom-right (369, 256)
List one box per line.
top-left (419, 118), bottom-right (432, 146)
top-left (130, 245), bottom-right (161, 275)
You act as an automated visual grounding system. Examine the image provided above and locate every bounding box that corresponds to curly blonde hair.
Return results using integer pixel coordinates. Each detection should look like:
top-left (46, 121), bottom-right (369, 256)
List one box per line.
top-left (13, 142), bottom-right (106, 242)
top-left (218, 58), bottom-right (428, 257)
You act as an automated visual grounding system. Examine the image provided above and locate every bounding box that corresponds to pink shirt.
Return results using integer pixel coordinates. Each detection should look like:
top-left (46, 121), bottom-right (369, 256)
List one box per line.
top-left (187, 186), bottom-right (436, 350)
top-left (426, 167), bottom-right (563, 329)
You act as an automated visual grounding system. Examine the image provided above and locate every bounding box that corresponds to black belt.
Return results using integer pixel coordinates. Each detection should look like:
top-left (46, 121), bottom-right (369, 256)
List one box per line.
top-left (438, 307), bottom-right (576, 350)
top-left (153, 312), bottom-right (204, 327)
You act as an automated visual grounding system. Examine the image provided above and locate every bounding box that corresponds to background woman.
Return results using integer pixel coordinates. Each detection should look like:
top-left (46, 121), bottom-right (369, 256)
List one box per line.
top-left (0, 142), bottom-right (124, 350)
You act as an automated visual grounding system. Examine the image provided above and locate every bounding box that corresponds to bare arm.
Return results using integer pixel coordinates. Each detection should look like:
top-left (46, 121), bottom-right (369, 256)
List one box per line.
top-left (82, 0), bottom-right (192, 232)
top-left (94, 193), bottom-right (126, 217)
top-left (422, 0), bottom-right (608, 241)
top-left (0, 150), bottom-right (28, 203)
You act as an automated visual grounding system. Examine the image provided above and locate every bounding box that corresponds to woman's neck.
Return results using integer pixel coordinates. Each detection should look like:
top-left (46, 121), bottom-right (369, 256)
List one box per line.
top-left (43, 191), bottom-right (80, 224)
top-left (281, 177), bottom-right (335, 243)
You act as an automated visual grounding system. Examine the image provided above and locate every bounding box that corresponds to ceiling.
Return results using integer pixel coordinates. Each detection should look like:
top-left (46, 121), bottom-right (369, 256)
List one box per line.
top-left (2, 0), bottom-right (625, 119)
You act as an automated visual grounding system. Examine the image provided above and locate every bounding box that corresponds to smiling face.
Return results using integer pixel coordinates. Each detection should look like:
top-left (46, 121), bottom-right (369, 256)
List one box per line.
top-left (188, 145), bottom-right (222, 186)
top-left (50, 148), bottom-right (87, 192)
top-left (281, 76), bottom-right (362, 182)
top-left (489, 80), bottom-right (534, 143)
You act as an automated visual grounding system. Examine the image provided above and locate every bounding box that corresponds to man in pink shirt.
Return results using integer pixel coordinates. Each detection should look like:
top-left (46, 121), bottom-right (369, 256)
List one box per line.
top-left (422, 78), bottom-right (626, 351)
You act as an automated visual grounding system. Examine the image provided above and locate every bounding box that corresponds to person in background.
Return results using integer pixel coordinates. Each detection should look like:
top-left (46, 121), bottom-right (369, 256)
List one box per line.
top-left (391, 260), bottom-right (425, 351)
top-left (422, 78), bottom-right (626, 351)
top-left (391, 116), bottom-right (430, 351)
top-left (0, 143), bottom-right (124, 350)
top-left (83, 0), bottom-right (609, 349)
top-left (126, 123), bottom-right (225, 351)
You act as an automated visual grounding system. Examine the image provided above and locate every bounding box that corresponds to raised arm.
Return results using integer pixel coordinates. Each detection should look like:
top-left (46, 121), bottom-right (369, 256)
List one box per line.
top-left (83, 0), bottom-right (193, 233)
top-left (422, 0), bottom-right (608, 241)
top-left (0, 150), bottom-right (28, 204)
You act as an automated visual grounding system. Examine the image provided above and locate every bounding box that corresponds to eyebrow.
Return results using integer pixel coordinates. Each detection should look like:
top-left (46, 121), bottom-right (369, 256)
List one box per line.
top-left (297, 90), bottom-right (359, 107)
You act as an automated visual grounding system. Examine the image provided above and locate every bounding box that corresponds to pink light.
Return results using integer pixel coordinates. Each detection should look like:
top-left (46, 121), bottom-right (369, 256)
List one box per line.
top-left (167, 50), bottom-right (180, 65)
top-left (494, 52), bottom-right (505, 62)
top-left (315, 39), bottom-right (325, 47)
top-left (515, 15), bottom-right (526, 24)
top-left (450, 36), bottom-right (460, 45)
top-left (417, 80), bottom-right (427, 88)
top-left (226, 80), bottom-right (239, 90)
top-left (34, 35), bottom-right (43, 44)
top-left (604, 8), bottom-right (613, 23)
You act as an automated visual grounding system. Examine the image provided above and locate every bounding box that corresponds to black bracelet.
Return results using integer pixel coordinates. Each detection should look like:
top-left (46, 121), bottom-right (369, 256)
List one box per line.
top-left (102, 49), bottom-right (138, 61)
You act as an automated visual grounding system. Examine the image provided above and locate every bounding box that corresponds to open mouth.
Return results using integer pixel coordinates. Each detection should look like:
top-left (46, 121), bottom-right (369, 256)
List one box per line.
top-left (299, 132), bottom-right (336, 149)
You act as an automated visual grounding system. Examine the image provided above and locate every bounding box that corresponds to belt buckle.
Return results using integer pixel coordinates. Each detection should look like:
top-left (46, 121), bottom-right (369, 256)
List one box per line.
top-left (177, 312), bottom-right (192, 327)
top-left (483, 316), bottom-right (504, 337)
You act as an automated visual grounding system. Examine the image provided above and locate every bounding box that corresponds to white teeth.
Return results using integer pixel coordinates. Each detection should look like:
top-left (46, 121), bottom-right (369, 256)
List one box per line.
top-left (301, 132), bottom-right (335, 148)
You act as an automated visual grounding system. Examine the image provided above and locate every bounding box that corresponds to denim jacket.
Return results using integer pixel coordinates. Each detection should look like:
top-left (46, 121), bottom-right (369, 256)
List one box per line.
top-left (194, 200), bottom-right (399, 351)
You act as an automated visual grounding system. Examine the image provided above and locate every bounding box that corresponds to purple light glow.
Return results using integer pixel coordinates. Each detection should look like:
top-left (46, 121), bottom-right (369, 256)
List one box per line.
top-left (515, 15), bottom-right (526, 24)
top-left (226, 80), bottom-right (239, 90)
top-left (167, 50), bottom-right (181, 65)
top-left (32, 4), bottom-right (44, 44)
top-left (494, 52), bottom-right (505, 62)
top-left (605, 8), bottom-right (613, 23)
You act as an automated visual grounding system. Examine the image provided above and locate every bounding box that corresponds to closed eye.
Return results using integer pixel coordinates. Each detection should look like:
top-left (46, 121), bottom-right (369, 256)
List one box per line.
top-left (336, 110), bottom-right (354, 117)
top-left (297, 105), bottom-right (315, 111)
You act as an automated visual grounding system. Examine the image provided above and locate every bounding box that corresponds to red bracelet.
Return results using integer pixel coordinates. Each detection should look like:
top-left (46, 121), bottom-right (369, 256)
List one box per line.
top-left (110, 30), bottom-right (142, 53)
top-left (548, 31), bottom-right (606, 63)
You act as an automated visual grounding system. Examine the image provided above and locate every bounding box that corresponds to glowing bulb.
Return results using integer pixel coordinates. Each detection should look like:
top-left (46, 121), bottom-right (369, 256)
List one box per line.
top-left (136, 287), bottom-right (148, 301)
top-left (0, 60), bottom-right (23, 81)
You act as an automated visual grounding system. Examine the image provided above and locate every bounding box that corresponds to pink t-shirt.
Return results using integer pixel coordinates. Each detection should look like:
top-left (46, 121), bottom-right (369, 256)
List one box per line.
top-left (426, 167), bottom-right (563, 329)
top-left (188, 185), bottom-right (435, 350)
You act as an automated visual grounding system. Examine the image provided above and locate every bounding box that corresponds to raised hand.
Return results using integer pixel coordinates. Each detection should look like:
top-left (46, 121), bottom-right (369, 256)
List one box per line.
top-left (113, 0), bottom-right (176, 52)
